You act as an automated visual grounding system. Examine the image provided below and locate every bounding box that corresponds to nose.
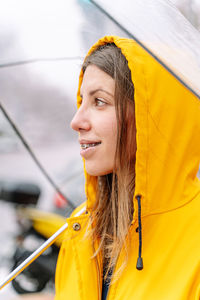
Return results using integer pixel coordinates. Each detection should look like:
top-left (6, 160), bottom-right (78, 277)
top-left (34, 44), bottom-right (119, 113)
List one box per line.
top-left (70, 105), bottom-right (91, 132)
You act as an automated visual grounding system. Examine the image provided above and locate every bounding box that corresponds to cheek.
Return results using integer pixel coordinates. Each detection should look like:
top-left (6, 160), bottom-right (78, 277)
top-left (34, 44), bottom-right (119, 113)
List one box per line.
top-left (101, 115), bottom-right (117, 144)
top-left (85, 114), bottom-right (117, 176)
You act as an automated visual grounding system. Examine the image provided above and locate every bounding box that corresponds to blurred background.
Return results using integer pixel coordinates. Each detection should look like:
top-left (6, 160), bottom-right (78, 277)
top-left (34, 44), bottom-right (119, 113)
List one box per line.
top-left (0, 0), bottom-right (199, 299)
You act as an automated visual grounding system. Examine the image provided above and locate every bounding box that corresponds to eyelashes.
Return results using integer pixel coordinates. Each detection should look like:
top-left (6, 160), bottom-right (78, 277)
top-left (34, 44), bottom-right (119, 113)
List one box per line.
top-left (79, 97), bottom-right (107, 107)
top-left (95, 98), bottom-right (107, 107)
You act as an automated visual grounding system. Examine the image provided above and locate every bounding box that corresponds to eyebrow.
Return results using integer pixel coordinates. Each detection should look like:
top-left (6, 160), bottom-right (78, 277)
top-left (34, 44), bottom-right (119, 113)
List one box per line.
top-left (80, 88), bottom-right (114, 98)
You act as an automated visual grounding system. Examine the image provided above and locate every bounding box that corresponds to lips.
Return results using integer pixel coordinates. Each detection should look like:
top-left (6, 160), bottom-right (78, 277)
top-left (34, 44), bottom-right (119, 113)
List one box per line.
top-left (79, 140), bottom-right (101, 157)
top-left (81, 142), bottom-right (101, 150)
top-left (79, 139), bottom-right (101, 147)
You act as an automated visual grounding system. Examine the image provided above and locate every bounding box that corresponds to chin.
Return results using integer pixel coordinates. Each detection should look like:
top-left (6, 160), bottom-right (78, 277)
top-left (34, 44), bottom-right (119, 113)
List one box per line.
top-left (85, 165), bottom-right (113, 177)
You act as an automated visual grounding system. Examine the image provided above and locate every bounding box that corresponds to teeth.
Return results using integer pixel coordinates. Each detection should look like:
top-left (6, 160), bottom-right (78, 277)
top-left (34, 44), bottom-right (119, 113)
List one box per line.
top-left (81, 142), bottom-right (100, 149)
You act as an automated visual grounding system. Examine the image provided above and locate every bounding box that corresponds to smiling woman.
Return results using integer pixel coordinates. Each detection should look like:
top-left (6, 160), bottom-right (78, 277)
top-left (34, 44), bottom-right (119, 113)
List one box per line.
top-left (71, 64), bottom-right (117, 176)
top-left (70, 45), bottom-right (136, 292)
top-left (55, 36), bottom-right (200, 300)
top-left (68, 42), bottom-right (136, 299)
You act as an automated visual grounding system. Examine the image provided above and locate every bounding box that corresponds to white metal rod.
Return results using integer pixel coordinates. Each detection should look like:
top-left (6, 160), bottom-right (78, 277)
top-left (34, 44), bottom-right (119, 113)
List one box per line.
top-left (0, 206), bottom-right (86, 290)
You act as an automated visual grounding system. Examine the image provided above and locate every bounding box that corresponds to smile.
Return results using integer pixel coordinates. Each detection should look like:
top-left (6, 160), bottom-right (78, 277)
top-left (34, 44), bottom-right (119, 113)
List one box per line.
top-left (81, 142), bottom-right (101, 150)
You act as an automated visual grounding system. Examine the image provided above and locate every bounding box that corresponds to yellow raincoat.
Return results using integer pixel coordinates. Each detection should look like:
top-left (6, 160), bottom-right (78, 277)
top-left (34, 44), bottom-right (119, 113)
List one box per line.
top-left (55, 36), bottom-right (200, 299)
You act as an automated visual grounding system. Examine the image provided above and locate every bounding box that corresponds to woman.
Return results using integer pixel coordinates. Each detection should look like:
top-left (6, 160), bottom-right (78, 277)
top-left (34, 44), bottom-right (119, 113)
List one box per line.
top-left (55, 36), bottom-right (200, 299)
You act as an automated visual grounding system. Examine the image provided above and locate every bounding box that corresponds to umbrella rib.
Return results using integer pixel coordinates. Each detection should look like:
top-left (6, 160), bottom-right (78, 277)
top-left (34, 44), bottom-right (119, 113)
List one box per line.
top-left (0, 56), bottom-right (83, 68)
top-left (0, 103), bottom-right (76, 210)
top-left (0, 206), bottom-right (86, 290)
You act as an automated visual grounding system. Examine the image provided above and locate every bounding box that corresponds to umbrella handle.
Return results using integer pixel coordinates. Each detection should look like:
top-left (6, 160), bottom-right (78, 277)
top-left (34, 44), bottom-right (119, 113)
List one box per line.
top-left (0, 206), bottom-right (86, 290)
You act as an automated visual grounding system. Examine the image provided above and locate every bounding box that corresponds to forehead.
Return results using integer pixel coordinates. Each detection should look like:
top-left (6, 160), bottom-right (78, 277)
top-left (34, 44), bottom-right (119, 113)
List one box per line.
top-left (80, 65), bottom-right (115, 94)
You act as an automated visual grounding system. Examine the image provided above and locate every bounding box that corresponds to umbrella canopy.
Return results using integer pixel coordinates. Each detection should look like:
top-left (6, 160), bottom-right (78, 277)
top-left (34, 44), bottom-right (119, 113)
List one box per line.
top-left (92, 0), bottom-right (200, 99)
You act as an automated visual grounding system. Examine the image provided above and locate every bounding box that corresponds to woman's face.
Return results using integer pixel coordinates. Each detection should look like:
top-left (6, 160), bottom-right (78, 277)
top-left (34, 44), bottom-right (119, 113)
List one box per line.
top-left (71, 65), bottom-right (117, 176)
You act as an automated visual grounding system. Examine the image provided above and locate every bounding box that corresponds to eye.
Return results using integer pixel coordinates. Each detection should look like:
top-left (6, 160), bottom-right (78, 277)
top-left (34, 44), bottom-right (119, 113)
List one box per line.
top-left (95, 98), bottom-right (106, 107)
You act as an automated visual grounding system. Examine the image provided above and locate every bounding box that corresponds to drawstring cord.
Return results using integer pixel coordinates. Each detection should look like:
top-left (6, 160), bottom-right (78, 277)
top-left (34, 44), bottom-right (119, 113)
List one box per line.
top-left (136, 195), bottom-right (143, 270)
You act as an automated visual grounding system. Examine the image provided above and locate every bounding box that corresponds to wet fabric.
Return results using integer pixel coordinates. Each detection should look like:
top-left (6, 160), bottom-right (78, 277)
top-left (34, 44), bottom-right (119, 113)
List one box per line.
top-left (55, 36), bottom-right (200, 300)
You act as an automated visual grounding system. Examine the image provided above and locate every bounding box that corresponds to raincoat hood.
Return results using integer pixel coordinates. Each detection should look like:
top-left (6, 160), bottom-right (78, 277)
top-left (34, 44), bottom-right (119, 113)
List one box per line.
top-left (77, 35), bottom-right (200, 219)
top-left (55, 36), bottom-right (200, 300)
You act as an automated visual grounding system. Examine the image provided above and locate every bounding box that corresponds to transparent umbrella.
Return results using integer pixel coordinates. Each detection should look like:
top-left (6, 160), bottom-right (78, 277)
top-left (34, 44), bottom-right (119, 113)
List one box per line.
top-left (92, 0), bottom-right (200, 99)
top-left (0, 0), bottom-right (200, 292)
